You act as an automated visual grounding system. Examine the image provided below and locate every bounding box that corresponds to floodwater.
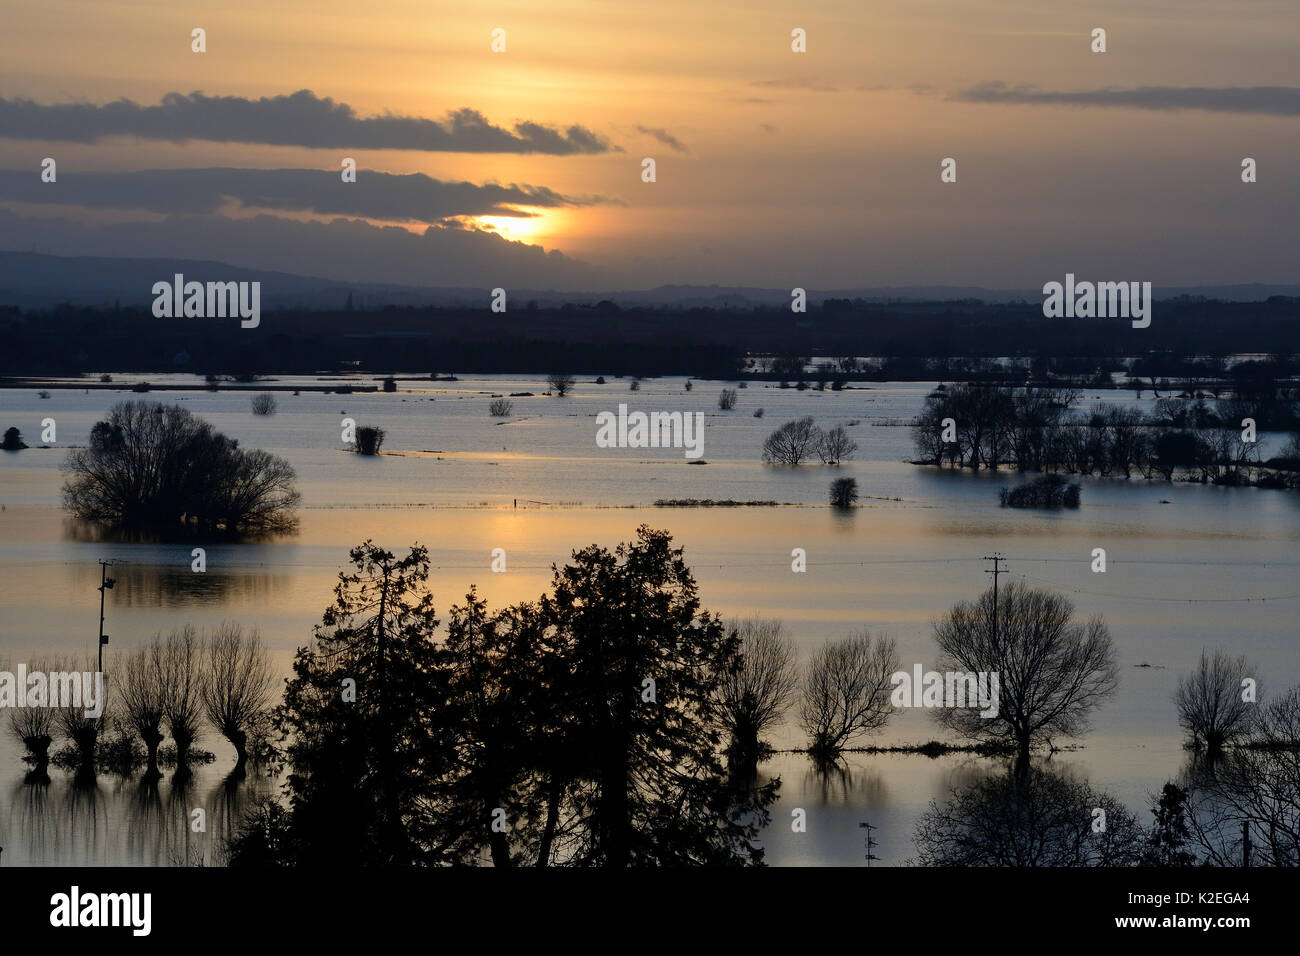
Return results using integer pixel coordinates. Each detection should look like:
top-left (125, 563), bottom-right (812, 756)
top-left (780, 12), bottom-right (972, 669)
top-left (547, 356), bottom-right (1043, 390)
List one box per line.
top-left (2, 374), bottom-right (1298, 865)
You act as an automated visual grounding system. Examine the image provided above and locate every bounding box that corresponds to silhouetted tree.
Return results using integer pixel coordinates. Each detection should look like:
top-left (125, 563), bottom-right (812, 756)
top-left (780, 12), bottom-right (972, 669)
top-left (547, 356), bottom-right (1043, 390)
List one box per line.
top-left (932, 581), bottom-right (1118, 773)
top-left (161, 626), bottom-right (204, 772)
top-left (548, 373), bottom-right (575, 397)
top-left (1141, 783), bottom-right (1199, 867)
top-left (274, 542), bottom-right (443, 865)
top-left (718, 617), bottom-right (799, 771)
top-left (118, 638), bottom-right (167, 778)
top-left (62, 401), bottom-right (299, 533)
top-left (539, 526), bottom-right (777, 865)
top-left (829, 477), bottom-right (858, 509)
top-left (6, 656), bottom-right (58, 777)
top-left (201, 623), bottom-right (275, 771)
top-left (799, 632), bottom-right (898, 763)
top-left (352, 425), bottom-right (385, 455)
top-left (817, 425), bottom-right (857, 464)
top-left (762, 417), bottom-right (821, 465)
top-left (1175, 648), bottom-right (1257, 756)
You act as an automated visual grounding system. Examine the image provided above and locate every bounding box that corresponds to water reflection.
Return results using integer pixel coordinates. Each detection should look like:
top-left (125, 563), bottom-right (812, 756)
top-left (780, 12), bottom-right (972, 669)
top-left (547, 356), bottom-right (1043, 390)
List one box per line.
top-left (3, 762), bottom-right (275, 866)
top-left (67, 558), bottom-right (295, 609)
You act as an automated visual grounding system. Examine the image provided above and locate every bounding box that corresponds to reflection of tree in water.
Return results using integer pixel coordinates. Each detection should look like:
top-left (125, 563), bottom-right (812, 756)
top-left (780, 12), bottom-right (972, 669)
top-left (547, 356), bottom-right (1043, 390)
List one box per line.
top-left (801, 757), bottom-right (887, 807)
top-left (3, 762), bottom-right (274, 865)
top-left (6, 779), bottom-right (55, 864)
top-left (59, 775), bottom-right (112, 865)
top-left (1176, 689), bottom-right (1300, 867)
top-left (205, 768), bottom-right (276, 862)
top-left (912, 764), bottom-right (1144, 866)
top-left (65, 556), bottom-right (293, 609)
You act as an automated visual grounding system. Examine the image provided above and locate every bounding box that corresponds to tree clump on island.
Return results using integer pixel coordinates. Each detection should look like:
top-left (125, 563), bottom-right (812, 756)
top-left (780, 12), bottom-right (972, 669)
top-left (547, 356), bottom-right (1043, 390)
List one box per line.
top-left (62, 401), bottom-right (300, 535)
top-left (2, 426), bottom-right (28, 450)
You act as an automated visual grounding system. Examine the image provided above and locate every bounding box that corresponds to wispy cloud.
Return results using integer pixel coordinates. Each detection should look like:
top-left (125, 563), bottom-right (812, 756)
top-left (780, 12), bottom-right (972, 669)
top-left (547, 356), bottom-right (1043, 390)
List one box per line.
top-left (0, 90), bottom-right (615, 153)
top-left (951, 82), bottom-right (1300, 116)
top-left (752, 78), bottom-right (839, 93)
top-left (0, 168), bottom-right (614, 223)
top-left (635, 125), bottom-right (688, 153)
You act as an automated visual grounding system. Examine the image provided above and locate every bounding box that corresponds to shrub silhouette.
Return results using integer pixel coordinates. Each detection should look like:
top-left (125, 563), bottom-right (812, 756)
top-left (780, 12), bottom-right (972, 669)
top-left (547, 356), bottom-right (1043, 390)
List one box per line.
top-left (353, 425), bottom-right (385, 455)
top-left (829, 477), bottom-right (858, 509)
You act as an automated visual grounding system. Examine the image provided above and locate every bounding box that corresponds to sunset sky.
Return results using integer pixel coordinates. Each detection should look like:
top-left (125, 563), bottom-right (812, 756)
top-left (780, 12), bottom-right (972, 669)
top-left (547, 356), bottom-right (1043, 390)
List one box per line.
top-left (2, 0), bottom-right (1298, 290)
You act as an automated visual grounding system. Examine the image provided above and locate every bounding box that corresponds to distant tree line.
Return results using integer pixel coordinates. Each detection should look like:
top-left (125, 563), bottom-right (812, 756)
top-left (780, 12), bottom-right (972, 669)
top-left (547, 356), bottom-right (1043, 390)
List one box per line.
top-left (4, 299), bottom-right (1300, 377)
top-left (913, 384), bottom-right (1300, 486)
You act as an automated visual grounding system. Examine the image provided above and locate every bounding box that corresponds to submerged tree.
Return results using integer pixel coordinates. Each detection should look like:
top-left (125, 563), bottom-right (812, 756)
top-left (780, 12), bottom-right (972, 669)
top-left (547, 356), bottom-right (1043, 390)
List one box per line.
top-left (799, 632), bottom-right (898, 763)
top-left (1174, 648), bottom-right (1257, 755)
top-left (58, 655), bottom-right (109, 782)
top-left (1180, 686), bottom-right (1300, 867)
top-left (161, 626), bottom-right (205, 771)
top-left (118, 638), bottom-right (167, 778)
top-left (62, 401), bottom-right (299, 534)
top-left (932, 581), bottom-right (1118, 773)
top-left (762, 416), bottom-right (822, 466)
top-left (201, 623), bottom-right (275, 772)
top-left (717, 617), bottom-right (799, 771)
top-left (5, 656), bottom-right (58, 778)
top-left (547, 373), bottom-right (575, 397)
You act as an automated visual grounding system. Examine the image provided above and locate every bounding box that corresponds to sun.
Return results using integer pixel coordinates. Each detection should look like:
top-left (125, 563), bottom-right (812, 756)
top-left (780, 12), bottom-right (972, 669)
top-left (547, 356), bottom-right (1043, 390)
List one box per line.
top-left (472, 209), bottom-right (559, 242)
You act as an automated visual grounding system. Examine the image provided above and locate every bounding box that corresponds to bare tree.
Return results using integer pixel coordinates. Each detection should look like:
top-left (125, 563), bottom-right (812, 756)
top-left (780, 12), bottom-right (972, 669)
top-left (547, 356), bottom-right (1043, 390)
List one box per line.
top-left (1175, 648), bottom-right (1257, 755)
top-left (57, 655), bottom-right (109, 779)
top-left (914, 767), bottom-right (1145, 866)
top-left (5, 655), bottom-right (59, 774)
top-left (201, 623), bottom-right (275, 770)
top-left (718, 617), bottom-right (799, 768)
top-left (489, 398), bottom-right (514, 417)
top-left (762, 416), bottom-right (823, 466)
top-left (817, 425), bottom-right (858, 464)
top-left (1180, 687), bottom-right (1300, 866)
top-left (718, 388), bottom-right (738, 411)
top-left (547, 373), bottom-right (575, 397)
top-left (250, 393), bottom-right (277, 416)
top-left (161, 626), bottom-right (205, 769)
top-left (118, 637), bottom-right (167, 777)
top-left (799, 632), bottom-right (899, 762)
top-left (933, 581), bottom-right (1119, 772)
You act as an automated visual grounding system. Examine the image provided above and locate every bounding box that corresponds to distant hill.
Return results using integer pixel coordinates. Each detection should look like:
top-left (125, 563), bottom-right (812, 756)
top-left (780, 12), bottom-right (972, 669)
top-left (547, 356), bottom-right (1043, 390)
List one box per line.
top-left (1, 250), bottom-right (1298, 310)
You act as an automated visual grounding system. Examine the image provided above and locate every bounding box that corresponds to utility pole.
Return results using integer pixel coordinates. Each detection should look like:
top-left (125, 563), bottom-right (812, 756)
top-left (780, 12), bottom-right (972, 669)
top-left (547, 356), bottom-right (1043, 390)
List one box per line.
top-left (859, 822), bottom-right (879, 867)
top-left (97, 560), bottom-right (115, 675)
top-left (984, 554), bottom-right (1006, 648)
